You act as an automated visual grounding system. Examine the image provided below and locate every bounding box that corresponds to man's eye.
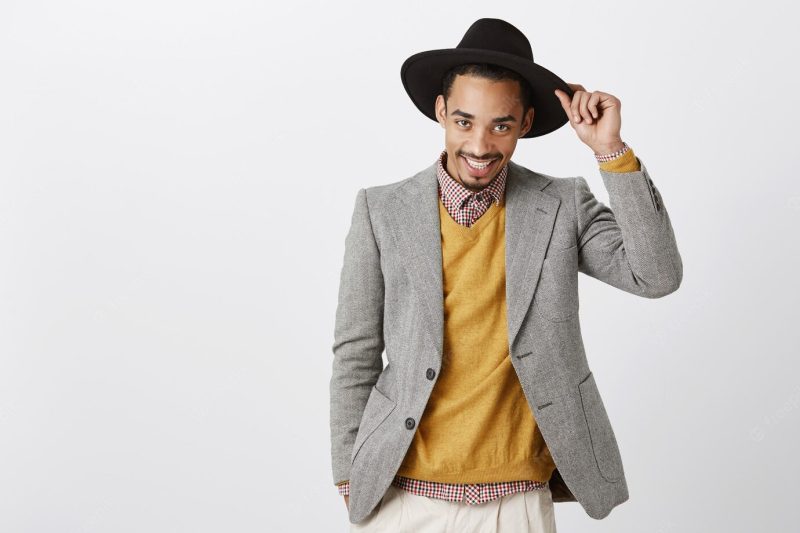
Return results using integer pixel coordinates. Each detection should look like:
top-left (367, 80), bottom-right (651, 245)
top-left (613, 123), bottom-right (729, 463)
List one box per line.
top-left (456, 119), bottom-right (470, 127)
top-left (495, 124), bottom-right (510, 132)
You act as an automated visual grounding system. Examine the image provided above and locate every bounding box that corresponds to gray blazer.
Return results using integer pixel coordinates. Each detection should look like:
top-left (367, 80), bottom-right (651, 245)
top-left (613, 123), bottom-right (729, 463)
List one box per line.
top-left (330, 156), bottom-right (682, 524)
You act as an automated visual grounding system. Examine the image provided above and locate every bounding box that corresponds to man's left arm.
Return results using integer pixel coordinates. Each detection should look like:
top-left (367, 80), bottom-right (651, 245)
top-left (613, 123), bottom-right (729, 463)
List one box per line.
top-left (554, 84), bottom-right (683, 298)
top-left (576, 146), bottom-right (682, 297)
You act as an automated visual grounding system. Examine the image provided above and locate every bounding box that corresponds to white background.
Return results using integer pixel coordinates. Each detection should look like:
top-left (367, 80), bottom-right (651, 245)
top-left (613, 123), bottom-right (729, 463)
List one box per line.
top-left (1, 1), bottom-right (798, 531)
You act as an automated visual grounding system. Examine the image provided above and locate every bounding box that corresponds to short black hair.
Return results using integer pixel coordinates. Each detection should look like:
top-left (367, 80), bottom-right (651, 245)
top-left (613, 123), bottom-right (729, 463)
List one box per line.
top-left (441, 63), bottom-right (535, 114)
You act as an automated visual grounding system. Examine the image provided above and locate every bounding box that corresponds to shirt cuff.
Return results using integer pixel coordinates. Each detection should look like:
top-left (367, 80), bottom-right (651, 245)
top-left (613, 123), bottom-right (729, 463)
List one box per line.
top-left (337, 481), bottom-right (350, 496)
top-left (598, 145), bottom-right (640, 173)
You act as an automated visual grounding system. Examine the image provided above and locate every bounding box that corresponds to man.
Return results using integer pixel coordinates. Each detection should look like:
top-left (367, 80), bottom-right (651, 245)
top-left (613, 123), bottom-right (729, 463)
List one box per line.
top-left (330, 18), bottom-right (682, 532)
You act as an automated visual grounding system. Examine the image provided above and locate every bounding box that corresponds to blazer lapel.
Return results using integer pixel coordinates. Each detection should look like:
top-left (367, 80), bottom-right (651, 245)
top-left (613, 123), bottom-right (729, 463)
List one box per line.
top-left (387, 159), bottom-right (560, 361)
top-left (387, 162), bottom-right (444, 358)
top-left (504, 161), bottom-right (561, 349)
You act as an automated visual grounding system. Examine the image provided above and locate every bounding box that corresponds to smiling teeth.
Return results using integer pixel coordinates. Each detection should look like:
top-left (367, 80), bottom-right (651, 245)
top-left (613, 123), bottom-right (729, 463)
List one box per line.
top-left (464, 157), bottom-right (494, 169)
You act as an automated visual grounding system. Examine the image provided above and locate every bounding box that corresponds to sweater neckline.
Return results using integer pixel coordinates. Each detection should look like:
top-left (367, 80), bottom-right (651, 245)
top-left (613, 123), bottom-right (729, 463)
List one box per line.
top-left (439, 195), bottom-right (504, 242)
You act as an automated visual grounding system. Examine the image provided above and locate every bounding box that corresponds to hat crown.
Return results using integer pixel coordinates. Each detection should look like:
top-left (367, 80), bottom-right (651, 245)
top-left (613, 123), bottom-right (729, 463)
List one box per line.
top-left (456, 18), bottom-right (533, 61)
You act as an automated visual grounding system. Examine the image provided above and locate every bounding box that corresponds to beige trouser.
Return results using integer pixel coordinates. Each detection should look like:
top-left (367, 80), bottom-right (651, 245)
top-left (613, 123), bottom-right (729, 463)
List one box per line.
top-left (350, 484), bottom-right (557, 533)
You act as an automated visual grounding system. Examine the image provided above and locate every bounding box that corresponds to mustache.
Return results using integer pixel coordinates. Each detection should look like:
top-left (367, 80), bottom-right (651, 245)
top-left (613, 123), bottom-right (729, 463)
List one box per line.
top-left (458, 152), bottom-right (501, 161)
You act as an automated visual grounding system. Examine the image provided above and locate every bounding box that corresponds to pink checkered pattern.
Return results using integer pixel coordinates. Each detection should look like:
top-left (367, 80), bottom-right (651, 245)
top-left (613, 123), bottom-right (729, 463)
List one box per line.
top-left (594, 141), bottom-right (629, 162)
top-left (436, 149), bottom-right (508, 227)
top-left (338, 475), bottom-right (547, 505)
top-left (336, 149), bottom-right (549, 504)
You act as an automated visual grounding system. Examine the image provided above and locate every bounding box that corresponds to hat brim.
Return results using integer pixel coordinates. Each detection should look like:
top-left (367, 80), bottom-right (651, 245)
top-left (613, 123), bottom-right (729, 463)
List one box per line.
top-left (401, 48), bottom-right (575, 138)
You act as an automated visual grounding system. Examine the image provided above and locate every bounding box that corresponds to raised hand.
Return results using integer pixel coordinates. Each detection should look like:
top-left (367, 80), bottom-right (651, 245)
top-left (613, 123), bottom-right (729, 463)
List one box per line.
top-left (554, 83), bottom-right (625, 155)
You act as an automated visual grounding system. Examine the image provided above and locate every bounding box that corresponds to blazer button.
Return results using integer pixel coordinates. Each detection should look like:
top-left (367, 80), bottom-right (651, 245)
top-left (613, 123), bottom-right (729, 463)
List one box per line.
top-left (426, 368), bottom-right (436, 380)
top-left (405, 417), bottom-right (416, 430)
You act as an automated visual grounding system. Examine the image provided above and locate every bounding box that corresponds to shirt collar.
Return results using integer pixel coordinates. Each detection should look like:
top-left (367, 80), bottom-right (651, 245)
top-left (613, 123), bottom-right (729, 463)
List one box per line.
top-left (436, 149), bottom-right (508, 210)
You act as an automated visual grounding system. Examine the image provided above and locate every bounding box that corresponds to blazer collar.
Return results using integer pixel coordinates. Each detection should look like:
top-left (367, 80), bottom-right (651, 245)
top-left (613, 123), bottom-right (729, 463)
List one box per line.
top-left (386, 158), bottom-right (561, 358)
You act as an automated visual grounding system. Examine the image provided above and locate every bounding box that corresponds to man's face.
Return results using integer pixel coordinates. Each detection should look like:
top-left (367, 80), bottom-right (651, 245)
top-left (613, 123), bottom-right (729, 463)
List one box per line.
top-left (435, 74), bottom-right (534, 192)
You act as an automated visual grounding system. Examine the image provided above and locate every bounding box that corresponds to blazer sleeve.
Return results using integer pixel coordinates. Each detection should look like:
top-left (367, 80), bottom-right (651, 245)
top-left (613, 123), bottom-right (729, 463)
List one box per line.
top-left (330, 187), bottom-right (385, 486)
top-left (574, 155), bottom-right (683, 298)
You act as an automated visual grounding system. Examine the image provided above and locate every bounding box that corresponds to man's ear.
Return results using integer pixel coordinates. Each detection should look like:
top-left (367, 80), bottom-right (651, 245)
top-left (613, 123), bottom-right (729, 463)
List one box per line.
top-left (435, 95), bottom-right (447, 128)
top-left (520, 106), bottom-right (534, 137)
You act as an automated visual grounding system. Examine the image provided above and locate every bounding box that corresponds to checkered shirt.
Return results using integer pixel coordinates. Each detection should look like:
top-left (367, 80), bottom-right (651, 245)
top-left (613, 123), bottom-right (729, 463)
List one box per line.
top-left (336, 150), bottom-right (548, 504)
top-left (338, 475), bottom-right (547, 505)
top-left (435, 149), bottom-right (508, 227)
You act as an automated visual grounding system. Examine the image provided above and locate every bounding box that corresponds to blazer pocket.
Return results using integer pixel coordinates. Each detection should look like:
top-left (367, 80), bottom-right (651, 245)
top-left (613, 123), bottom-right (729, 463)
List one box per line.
top-left (351, 385), bottom-right (397, 464)
top-left (533, 245), bottom-right (579, 322)
top-left (578, 372), bottom-right (624, 483)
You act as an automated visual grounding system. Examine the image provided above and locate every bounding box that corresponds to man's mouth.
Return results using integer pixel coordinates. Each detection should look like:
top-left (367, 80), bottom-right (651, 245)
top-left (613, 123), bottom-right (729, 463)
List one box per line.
top-left (461, 155), bottom-right (498, 177)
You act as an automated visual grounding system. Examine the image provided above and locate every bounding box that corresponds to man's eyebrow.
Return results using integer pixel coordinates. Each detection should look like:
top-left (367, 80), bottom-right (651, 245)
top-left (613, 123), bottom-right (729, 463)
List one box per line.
top-left (451, 109), bottom-right (517, 122)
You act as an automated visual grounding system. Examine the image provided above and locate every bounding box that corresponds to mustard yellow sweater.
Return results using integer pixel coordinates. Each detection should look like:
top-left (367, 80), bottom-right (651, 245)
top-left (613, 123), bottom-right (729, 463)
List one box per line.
top-left (339, 148), bottom-right (640, 487)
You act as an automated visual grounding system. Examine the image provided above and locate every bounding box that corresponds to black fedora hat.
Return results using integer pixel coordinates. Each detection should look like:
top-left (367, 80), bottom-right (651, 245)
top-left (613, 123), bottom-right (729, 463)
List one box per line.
top-left (401, 18), bottom-right (575, 139)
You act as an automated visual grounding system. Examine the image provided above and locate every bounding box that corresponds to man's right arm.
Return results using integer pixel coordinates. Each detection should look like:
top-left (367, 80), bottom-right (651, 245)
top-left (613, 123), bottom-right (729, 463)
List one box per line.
top-left (330, 187), bottom-right (385, 493)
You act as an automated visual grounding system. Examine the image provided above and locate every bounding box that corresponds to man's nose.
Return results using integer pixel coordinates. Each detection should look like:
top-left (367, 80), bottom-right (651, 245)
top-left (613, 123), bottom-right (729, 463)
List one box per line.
top-left (468, 130), bottom-right (492, 158)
